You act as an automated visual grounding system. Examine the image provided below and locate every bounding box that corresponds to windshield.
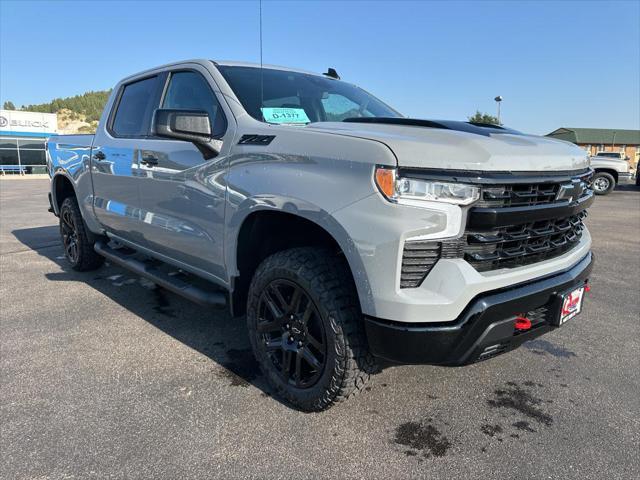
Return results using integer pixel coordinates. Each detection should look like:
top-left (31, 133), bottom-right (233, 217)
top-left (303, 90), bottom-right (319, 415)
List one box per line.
top-left (217, 65), bottom-right (401, 124)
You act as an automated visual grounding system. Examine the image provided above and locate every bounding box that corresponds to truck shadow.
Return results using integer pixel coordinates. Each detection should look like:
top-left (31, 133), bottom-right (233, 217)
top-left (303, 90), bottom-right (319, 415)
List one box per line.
top-left (6, 224), bottom-right (60, 253)
top-left (12, 225), bottom-right (287, 407)
top-left (614, 183), bottom-right (640, 192)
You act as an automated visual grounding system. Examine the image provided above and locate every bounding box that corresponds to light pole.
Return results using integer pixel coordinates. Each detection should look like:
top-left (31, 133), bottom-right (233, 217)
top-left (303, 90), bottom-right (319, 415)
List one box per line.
top-left (494, 96), bottom-right (503, 124)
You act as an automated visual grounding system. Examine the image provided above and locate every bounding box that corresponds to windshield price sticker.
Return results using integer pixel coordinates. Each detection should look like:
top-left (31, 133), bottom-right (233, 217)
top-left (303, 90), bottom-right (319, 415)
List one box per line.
top-left (261, 107), bottom-right (310, 124)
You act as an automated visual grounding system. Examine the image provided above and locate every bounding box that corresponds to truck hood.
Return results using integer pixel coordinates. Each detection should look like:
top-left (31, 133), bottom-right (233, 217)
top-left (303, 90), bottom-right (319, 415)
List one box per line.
top-left (306, 119), bottom-right (589, 172)
top-left (589, 156), bottom-right (629, 171)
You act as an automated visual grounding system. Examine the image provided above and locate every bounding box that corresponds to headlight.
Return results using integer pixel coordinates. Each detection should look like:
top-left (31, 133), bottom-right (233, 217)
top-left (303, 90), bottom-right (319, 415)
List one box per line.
top-left (375, 167), bottom-right (480, 206)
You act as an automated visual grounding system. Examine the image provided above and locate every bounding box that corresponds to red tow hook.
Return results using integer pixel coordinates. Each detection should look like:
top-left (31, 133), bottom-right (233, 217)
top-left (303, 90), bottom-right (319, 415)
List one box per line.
top-left (514, 315), bottom-right (532, 331)
top-left (585, 284), bottom-right (591, 293)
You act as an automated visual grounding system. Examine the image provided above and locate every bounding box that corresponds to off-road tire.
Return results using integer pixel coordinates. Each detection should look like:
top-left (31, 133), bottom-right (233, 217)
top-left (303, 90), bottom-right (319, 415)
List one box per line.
top-left (247, 247), bottom-right (376, 411)
top-left (59, 196), bottom-right (104, 271)
top-left (591, 172), bottom-right (615, 195)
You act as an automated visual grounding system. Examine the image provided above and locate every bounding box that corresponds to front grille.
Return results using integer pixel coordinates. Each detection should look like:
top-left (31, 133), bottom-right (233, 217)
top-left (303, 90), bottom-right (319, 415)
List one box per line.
top-left (464, 211), bottom-right (587, 271)
top-left (398, 170), bottom-right (593, 286)
top-left (475, 170), bottom-right (593, 209)
top-left (477, 183), bottom-right (560, 208)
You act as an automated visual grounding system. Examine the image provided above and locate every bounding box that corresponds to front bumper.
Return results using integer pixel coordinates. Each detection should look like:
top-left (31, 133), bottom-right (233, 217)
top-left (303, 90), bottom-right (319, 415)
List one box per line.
top-left (364, 252), bottom-right (593, 365)
top-left (333, 190), bottom-right (593, 324)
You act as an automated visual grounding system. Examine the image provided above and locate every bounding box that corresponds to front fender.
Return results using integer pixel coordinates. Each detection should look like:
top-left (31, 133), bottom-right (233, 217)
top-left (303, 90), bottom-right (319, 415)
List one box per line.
top-left (225, 194), bottom-right (375, 315)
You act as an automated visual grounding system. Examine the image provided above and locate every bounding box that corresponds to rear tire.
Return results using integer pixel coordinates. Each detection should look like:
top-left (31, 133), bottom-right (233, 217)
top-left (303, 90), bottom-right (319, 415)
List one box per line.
top-left (591, 172), bottom-right (615, 195)
top-left (59, 196), bottom-right (104, 271)
top-left (246, 247), bottom-right (375, 411)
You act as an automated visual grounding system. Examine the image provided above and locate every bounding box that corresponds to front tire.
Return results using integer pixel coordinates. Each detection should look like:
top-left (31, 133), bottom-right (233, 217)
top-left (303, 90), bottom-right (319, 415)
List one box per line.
top-left (591, 172), bottom-right (615, 195)
top-left (59, 196), bottom-right (104, 271)
top-left (246, 247), bottom-right (375, 411)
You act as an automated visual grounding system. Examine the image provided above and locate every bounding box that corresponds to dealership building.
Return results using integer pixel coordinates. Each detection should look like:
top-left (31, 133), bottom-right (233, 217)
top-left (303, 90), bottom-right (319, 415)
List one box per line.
top-left (0, 109), bottom-right (57, 174)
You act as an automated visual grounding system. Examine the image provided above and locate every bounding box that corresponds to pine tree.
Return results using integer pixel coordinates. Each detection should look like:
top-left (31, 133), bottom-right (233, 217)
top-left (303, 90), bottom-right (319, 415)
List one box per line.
top-left (468, 110), bottom-right (501, 126)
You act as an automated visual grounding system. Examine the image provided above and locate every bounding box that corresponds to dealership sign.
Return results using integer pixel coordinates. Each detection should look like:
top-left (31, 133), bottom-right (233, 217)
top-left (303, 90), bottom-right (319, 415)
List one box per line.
top-left (0, 110), bottom-right (58, 134)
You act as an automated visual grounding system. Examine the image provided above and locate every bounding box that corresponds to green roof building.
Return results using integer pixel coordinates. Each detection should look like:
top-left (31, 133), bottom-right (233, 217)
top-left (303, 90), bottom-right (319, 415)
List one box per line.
top-left (546, 128), bottom-right (640, 167)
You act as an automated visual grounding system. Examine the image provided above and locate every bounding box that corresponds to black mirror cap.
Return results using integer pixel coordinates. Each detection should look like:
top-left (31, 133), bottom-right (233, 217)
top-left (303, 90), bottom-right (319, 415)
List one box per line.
top-left (153, 109), bottom-right (220, 159)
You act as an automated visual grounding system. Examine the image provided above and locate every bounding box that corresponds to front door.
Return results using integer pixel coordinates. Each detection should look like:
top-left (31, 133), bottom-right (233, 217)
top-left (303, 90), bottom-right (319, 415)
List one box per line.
top-left (136, 69), bottom-right (233, 282)
top-left (92, 75), bottom-right (162, 243)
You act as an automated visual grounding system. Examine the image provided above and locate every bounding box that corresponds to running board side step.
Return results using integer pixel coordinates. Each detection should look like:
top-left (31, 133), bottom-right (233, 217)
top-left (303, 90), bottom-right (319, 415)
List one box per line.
top-left (94, 241), bottom-right (226, 307)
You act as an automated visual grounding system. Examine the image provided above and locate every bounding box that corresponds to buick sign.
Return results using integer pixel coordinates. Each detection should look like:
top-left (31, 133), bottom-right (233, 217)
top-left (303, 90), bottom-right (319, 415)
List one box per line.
top-left (0, 110), bottom-right (57, 133)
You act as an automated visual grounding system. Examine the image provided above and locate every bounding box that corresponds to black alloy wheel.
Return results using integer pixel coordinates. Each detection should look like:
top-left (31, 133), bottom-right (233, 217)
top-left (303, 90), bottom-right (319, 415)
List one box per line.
top-left (61, 205), bottom-right (80, 264)
top-left (256, 279), bottom-right (327, 388)
top-left (58, 196), bottom-right (105, 271)
top-left (246, 247), bottom-right (375, 411)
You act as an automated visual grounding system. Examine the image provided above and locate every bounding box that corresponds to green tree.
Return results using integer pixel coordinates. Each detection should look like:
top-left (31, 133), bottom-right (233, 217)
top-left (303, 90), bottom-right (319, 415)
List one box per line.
top-left (3, 101), bottom-right (16, 110)
top-left (20, 89), bottom-right (112, 121)
top-left (468, 110), bottom-right (501, 126)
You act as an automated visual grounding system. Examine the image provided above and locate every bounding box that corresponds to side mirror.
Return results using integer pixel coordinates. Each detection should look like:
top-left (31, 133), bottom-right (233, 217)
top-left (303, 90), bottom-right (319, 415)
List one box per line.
top-left (152, 109), bottom-right (221, 159)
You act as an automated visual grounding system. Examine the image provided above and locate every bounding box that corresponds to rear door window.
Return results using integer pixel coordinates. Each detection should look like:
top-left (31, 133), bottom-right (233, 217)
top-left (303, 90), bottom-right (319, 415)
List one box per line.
top-left (111, 76), bottom-right (159, 137)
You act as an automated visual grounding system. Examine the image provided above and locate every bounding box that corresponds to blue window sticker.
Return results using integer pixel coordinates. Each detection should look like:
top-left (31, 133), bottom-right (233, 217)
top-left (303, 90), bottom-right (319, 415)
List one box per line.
top-left (261, 107), bottom-right (310, 124)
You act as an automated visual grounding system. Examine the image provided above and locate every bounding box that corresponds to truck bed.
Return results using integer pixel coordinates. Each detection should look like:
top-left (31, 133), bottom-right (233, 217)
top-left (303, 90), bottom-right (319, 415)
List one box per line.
top-left (47, 134), bottom-right (95, 174)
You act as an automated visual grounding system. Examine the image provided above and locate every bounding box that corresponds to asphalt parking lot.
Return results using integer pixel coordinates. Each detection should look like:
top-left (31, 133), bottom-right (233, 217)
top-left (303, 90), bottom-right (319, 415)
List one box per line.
top-left (1, 178), bottom-right (639, 479)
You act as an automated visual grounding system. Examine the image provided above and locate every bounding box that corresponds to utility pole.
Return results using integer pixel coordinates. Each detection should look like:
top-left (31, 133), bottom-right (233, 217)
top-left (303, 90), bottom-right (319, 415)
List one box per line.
top-left (494, 96), bottom-right (503, 124)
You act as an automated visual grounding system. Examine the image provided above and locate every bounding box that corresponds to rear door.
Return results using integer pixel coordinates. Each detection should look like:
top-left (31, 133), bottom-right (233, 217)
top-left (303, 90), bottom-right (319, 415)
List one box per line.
top-left (135, 67), bottom-right (234, 282)
top-left (92, 75), bottom-right (162, 242)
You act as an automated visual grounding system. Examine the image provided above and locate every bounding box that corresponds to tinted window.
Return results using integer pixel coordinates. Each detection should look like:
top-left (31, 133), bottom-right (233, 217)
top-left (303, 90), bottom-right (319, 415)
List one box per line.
top-left (162, 71), bottom-right (227, 138)
top-left (18, 139), bottom-right (45, 150)
top-left (0, 150), bottom-right (19, 165)
top-left (217, 66), bottom-right (400, 124)
top-left (112, 76), bottom-right (159, 137)
top-left (0, 139), bottom-right (18, 149)
top-left (18, 150), bottom-right (46, 165)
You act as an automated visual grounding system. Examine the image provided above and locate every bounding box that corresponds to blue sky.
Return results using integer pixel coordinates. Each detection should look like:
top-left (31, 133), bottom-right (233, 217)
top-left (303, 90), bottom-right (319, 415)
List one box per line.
top-left (1, 0), bottom-right (638, 134)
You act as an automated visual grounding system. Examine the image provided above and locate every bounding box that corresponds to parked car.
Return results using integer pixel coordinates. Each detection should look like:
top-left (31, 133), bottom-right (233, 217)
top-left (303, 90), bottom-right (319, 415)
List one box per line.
top-left (589, 153), bottom-right (634, 194)
top-left (593, 151), bottom-right (627, 161)
top-left (46, 60), bottom-right (594, 411)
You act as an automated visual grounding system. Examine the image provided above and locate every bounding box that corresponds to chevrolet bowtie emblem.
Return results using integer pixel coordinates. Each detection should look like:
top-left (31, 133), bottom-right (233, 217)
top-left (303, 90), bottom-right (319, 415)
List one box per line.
top-left (556, 180), bottom-right (584, 203)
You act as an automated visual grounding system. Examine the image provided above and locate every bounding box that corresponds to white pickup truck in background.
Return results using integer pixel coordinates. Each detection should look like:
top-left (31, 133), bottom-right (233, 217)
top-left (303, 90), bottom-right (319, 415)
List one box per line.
top-left (589, 152), bottom-right (635, 194)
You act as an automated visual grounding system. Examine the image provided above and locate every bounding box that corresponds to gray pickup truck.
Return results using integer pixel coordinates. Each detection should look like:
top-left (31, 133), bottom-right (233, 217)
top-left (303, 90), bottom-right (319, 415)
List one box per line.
top-left (47, 60), bottom-right (594, 411)
top-left (588, 152), bottom-right (634, 195)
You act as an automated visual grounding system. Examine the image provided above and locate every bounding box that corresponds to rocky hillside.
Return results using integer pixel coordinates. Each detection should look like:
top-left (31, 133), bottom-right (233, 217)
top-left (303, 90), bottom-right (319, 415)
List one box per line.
top-left (56, 109), bottom-right (100, 134)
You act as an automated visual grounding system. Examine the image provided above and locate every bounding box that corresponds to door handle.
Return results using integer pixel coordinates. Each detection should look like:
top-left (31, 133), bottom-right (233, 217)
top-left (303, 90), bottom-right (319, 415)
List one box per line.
top-left (141, 155), bottom-right (159, 167)
top-left (93, 151), bottom-right (106, 161)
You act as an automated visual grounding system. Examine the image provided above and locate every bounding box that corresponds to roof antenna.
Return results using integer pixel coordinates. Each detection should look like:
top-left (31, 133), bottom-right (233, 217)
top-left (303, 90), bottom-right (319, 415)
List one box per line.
top-left (323, 68), bottom-right (340, 80)
top-left (259, 0), bottom-right (264, 118)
